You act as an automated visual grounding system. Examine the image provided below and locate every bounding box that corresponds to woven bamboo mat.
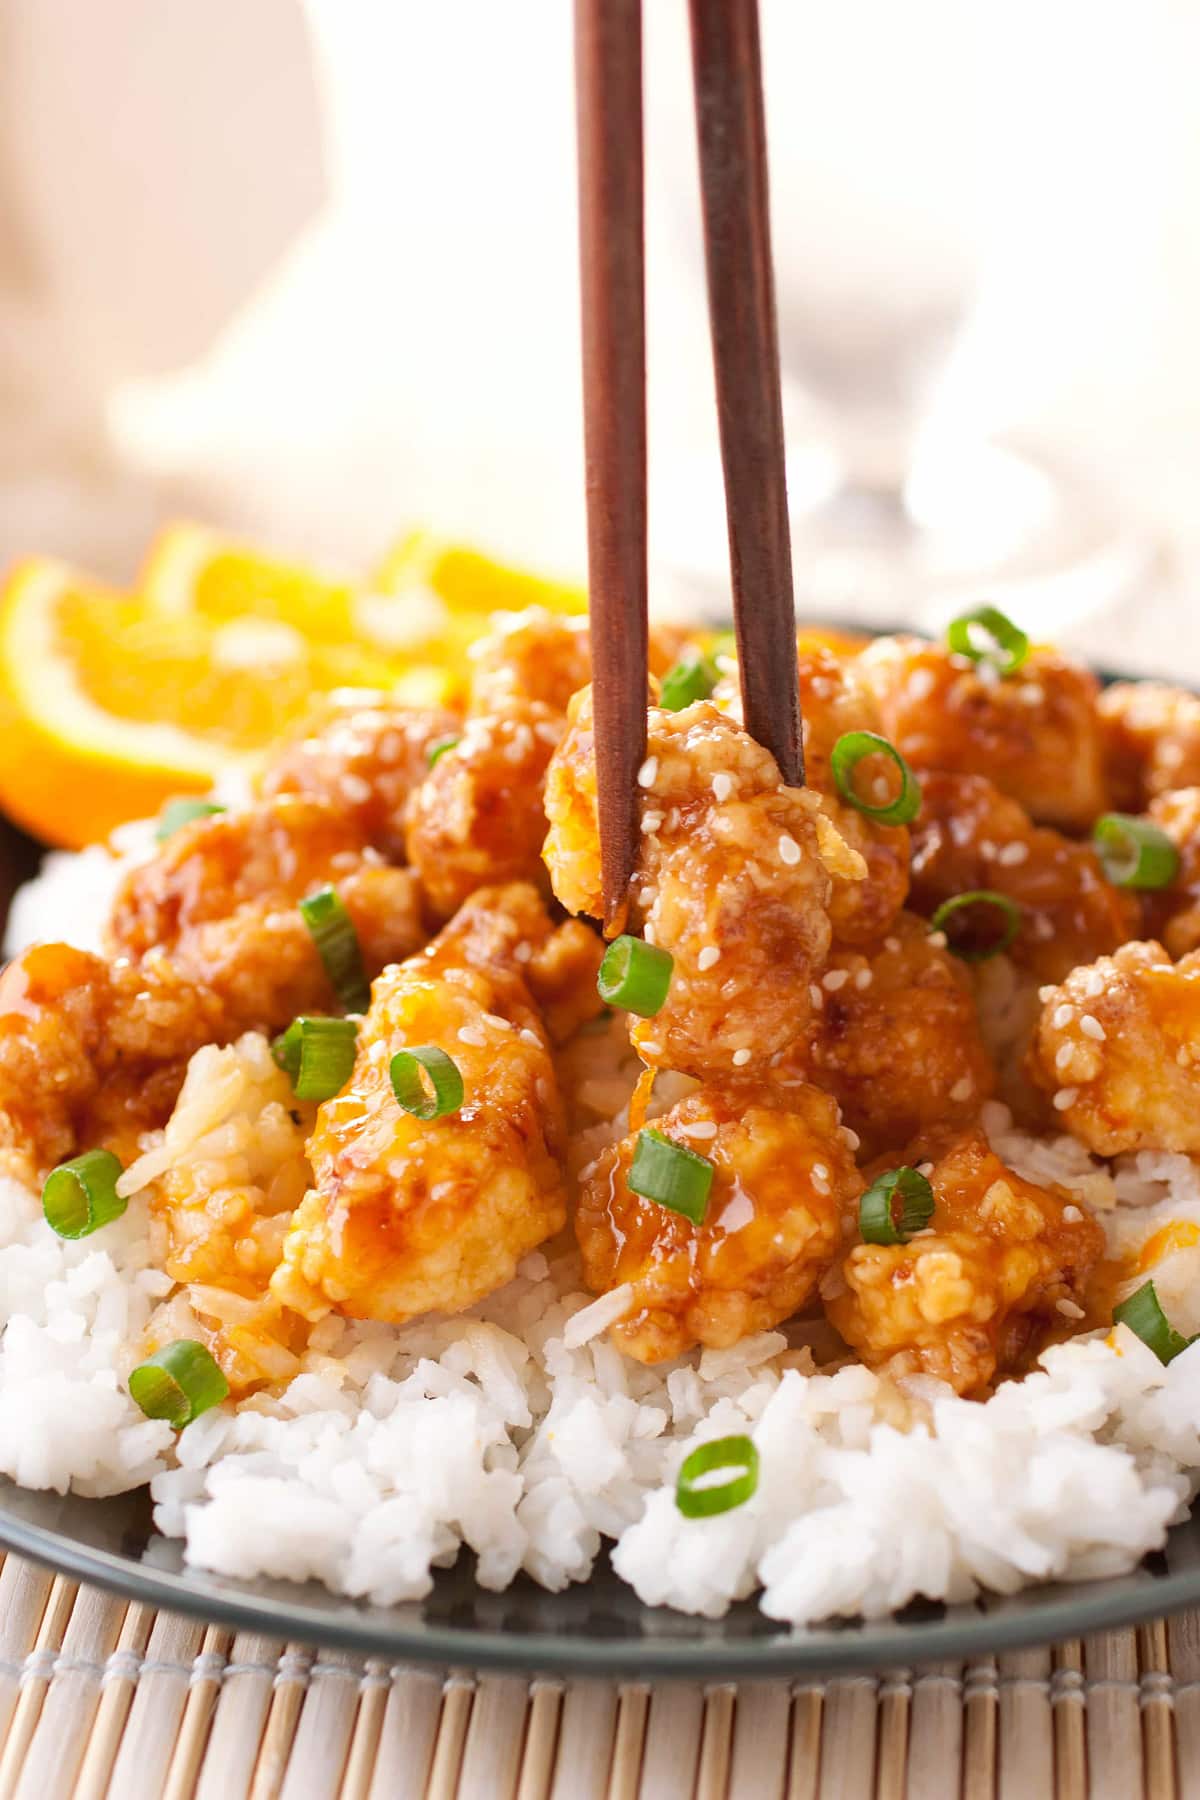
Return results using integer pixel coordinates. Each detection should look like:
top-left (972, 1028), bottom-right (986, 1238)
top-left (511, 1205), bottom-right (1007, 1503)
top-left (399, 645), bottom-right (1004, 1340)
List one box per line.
top-left (0, 1553), bottom-right (1193, 1798)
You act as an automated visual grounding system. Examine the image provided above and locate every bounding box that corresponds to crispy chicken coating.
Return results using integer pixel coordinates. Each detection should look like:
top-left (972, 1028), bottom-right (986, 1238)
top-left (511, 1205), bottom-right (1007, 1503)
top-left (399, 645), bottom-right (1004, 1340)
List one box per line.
top-left (107, 796), bottom-right (424, 1030)
top-left (825, 1129), bottom-right (1105, 1395)
top-left (469, 607), bottom-right (690, 715)
top-left (1029, 940), bottom-right (1200, 1155)
top-left (404, 699), bottom-right (562, 921)
top-left (271, 885), bottom-right (569, 1326)
top-left (909, 771), bottom-right (1138, 984)
top-left (1098, 680), bottom-right (1200, 811)
top-left (0, 943), bottom-right (229, 1179)
top-left (857, 634), bottom-right (1107, 830)
top-left (803, 911), bottom-right (996, 1159)
top-left (576, 1082), bottom-right (859, 1363)
top-left (258, 691), bottom-right (460, 858)
top-left (543, 688), bottom-right (864, 1079)
top-left (1138, 787), bottom-right (1200, 957)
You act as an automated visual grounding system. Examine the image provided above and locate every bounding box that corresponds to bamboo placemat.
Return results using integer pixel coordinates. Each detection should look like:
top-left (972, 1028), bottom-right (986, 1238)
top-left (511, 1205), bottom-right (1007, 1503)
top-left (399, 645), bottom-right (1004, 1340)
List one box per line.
top-left (0, 1552), bottom-right (1191, 1798)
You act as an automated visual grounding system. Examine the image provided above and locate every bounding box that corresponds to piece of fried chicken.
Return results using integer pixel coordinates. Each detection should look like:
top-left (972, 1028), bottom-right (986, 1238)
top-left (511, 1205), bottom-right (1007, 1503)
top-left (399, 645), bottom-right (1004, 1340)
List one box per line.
top-left (543, 688), bottom-right (863, 1080)
top-left (1099, 680), bottom-right (1200, 811)
top-left (857, 633), bottom-right (1107, 831)
top-left (107, 795), bottom-right (424, 1029)
top-left (271, 885), bottom-right (573, 1326)
top-left (576, 1081), bottom-right (860, 1363)
top-left (1029, 940), bottom-right (1200, 1155)
top-left (825, 1128), bottom-right (1105, 1395)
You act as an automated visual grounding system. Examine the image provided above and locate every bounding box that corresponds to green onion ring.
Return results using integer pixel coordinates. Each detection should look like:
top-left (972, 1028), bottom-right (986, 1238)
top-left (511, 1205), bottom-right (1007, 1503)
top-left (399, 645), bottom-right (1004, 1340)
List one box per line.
top-left (272, 1016), bottom-right (358, 1102)
top-left (946, 605), bottom-right (1030, 676)
top-left (42, 1148), bottom-right (127, 1240)
top-left (155, 798), bottom-right (225, 842)
top-left (859, 1167), bottom-right (935, 1246)
top-left (426, 734), bottom-right (461, 767)
top-left (390, 1045), bottom-right (465, 1119)
top-left (675, 1434), bottom-right (760, 1518)
top-left (659, 651), bottom-right (720, 712)
top-left (299, 885), bottom-right (371, 1013)
top-left (829, 731), bottom-right (921, 826)
top-left (596, 935), bottom-right (675, 1016)
top-left (1093, 813), bottom-right (1180, 890)
top-left (1113, 1279), bottom-right (1197, 1365)
top-left (628, 1128), bottom-right (714, 1225)
top-left (930, 890), bottom-right (1022, 961)
top-left (129, 1339), bottom-right (229, 1430)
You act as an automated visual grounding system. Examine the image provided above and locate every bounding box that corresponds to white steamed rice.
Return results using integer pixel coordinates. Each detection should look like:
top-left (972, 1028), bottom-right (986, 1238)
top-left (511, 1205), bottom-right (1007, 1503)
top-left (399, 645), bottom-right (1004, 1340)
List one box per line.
top-left (4, 845), bottom-right (1200, 1625)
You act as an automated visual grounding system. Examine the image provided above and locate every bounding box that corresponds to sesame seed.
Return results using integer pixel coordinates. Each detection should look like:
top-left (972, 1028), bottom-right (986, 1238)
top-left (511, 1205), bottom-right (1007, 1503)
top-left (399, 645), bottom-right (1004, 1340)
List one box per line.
top-left (1038, 985), bottom-right (1057, 1003)
top-left (514, 942), bottom-right (532, 963)
top-left (1053, 1087), bottom-right (1078, 1111)
top-left (1062, 1204), bottom-right (1083, 1223)
top-left (1055, 1044), bottom-right (1075, 1072)
top-left (1080, 1015), bottom-right (1105, 1041)
top-left (1082, 969), bottom-right (1105, 998)
top-left (842, 1127), bottom-right (861, 1150)
top-left (916, 1161), bottom-right (934, 1177)
top-left (457, 1025), bottom-right (486, 1047)
top-left (822, 969), bottom-right (849, 992)
top-left (998, 841), bottom-right (1029, 866)
top-left (341, 773), bottom-right (372, 805)
top-left (854, 968), bottom-right (873, 990)
top-left (640, 810), bottom-right (664, 834)
top-left (1178, 1046), bottom-right (1192, 1068)
top-left (908, 668), bottom-right (936, 700)
top-left (1056, 1298), bottom-right (1085, 1320)
top-left (778, 835), bottom-right (801, 865)
top-left (678, 1120), bottom-right (718, 1141)
top-left (1021, 684), bottom-right (1046, 705)
top-left (519, 1028), bottom-right (541, 1047)
top-left (949, 1076), bottom-right (974, 1102)
top-left (1053, 1004), bottom-right (1075, 1029)
top-left (637, 756), bottom-right (658, 788)
top-left (732, 1048), bottom-right (752, 1067)
top-left (484, 1012), bottom-right (511, 1031)
top-left (884, 936), bottom-right (900, 953)
top-left (640, 1040), bottom-right (662, 1058)
top-left (811, 1167), bottom-right (831, 1194)
top-left (928, 931), bottom-right (948, 950)
top-left (980, 839), bottom-right (997, 859)
top-left (712, 772), bottom-right (734, 802)
top-left (642, 923), bottom-right (656, 945)
top-left (813, 1162), bottom-right (829, 1180)
top-left (697, 945), bottom-right (721, 971)
top-left (809, 984), bottom-right (824, 1008)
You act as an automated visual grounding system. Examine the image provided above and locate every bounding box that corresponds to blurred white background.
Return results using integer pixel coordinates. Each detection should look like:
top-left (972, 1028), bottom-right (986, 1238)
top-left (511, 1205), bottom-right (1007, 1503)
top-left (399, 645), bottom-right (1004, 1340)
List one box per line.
top-left (2, 0), bottom-right (1199, 660)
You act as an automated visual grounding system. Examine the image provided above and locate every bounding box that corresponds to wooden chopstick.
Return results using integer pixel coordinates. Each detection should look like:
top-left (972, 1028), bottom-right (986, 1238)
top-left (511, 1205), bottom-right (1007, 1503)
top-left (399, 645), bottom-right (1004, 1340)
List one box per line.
top-left (687, 0), bottom-right (804, 786)
top-left (574, 0), bottom-right (649, 934)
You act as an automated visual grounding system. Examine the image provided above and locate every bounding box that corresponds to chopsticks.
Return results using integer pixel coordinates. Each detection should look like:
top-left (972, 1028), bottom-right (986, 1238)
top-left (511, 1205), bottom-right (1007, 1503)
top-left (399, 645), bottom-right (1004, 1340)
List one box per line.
top-left (574, 0), bottom-right (802, 931)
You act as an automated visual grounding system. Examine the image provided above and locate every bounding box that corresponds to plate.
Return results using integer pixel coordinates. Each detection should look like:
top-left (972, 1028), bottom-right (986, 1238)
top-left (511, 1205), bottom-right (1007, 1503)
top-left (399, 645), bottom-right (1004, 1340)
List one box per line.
top-left (1, 801), bottom-right (1198, 1677)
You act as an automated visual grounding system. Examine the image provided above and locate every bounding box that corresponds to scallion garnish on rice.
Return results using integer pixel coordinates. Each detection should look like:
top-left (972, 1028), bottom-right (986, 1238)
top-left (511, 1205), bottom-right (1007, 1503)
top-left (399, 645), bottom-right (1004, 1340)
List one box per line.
top-left (659, 651), bottom-right (720, 712)
top-left (1113, 1279), bottom-right (1197, 1365)
top-left (272, 1016), bottom-right (358, 1102)
top-left (675, 1434), bottom-right (760, 1518)
top-left (129, 1339), bottom-right (229, 1430)
top-left (628, 1128), bottom-right (714, 1224)
top-left (946, 605), bottom-right (1029, 676)
top-left (155, 797), bottom-right (225, 842)
top-left (426, 734), bottom-right (461, 767)
top-left (859, 1166), bottom-right (934, 1246)
top-left (930, 889), bottom-right (1022, 961)
top-left (42, 1148), bottom-right (127, 1240)
top-left (390, 1045), bottom-right (465, 1119)
top-left (597, 935), bottom-right (674, 1016)
top-left (830, 731), bottom-right (921, 826)
top-left (1093, 814), bottom-right (1179, 890)
top-left (299, 884), bottom-right (371, 1013)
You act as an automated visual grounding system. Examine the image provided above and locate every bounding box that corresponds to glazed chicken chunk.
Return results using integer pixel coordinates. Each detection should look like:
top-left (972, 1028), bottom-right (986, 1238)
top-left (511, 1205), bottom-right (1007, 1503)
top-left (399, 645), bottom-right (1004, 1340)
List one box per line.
top-left (107, 795), bottom-right (424, 1031)
top-left (857, 633), bottom-right (1107, 830)
top-left (1099, 680), bottom-right (1200, 811)
top-left (576, 1082), bottom-right (860, 1364)
top-left (1030, 940), bottom-right (1200, 1155)
top-left (271, 885), bottom-right (570, 1326)
top-left (469, 607), bottom-right (691, 716)
top-left (804, 911), bottom-right (996, 1159)
top-left (909, 771), bottom-right (1138, 985)
top-left (543, 688), bottom-right (864, 1079)
top-left (826, 1129), bottom-right (1105, 1395)
top-left (258, 691), bottom-right (460, 858)
top-left (1137, 788), bottom-right (1200, 957)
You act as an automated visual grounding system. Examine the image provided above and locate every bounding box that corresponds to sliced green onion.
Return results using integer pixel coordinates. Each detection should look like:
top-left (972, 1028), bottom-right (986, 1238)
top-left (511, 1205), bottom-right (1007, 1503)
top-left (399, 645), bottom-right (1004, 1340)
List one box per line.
top-left (1113, 1280), bottom-right (1196, 1365)
top-left (390, 1045), bottom-right (465, 1119)
top-left (830, 731), bottom-right (921, 826)
top-left (628, 1128), bottom-right (714, 1225)
top-left (129, 1340), bottom-right (229, 1430)
top-left (300, 885), bottom-right (370, 1013)
top-left (675, 1434), bottom-right (760, 1518)
top-left (859, 1167), bottom-right (935, 1246)
top-left (426, 734), bottom-right (461, 767)
top-left (155, 798), bottom-right (225, 842)
top-left (930, 889), bottom-right (1022, 961)
top-left (272, 1016), bottom-right (358, 1102)
top-left (947, 605), bottom-right (1030, 676)
top-left (42, 1148), bottom-right (127, 1240)
top-left (660, 651), bottom-right (720, 712)
top-left (597, 935), bottom-right (675, 1016)
top-left (1093, 813), bottom-right (1180, 890)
